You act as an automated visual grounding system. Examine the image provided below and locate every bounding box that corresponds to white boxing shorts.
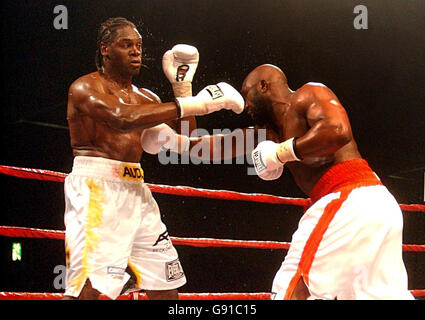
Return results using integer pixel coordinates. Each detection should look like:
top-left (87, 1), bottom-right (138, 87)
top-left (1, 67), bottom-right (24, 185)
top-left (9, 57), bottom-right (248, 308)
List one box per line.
top-left (271, 159), bottom-right (414, 300)
top-left (63, 156), bottom-right (186, 299)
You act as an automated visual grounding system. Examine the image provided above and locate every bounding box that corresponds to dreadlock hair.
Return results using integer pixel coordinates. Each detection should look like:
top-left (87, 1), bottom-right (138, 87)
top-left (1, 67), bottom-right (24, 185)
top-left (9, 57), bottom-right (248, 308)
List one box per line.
top-left (95, 17), bottom-right (137, 72)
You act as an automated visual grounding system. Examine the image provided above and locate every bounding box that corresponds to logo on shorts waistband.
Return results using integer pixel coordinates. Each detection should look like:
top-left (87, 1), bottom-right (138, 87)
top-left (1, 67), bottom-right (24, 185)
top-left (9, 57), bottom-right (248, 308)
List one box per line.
top-left (120, 164), bottom-right (144, 182)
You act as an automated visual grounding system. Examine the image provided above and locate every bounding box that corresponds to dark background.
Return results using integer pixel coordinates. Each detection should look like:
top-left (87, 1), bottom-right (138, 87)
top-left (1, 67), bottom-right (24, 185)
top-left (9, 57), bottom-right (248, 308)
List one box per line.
top-left (1, 0), bottom-right (424, 297)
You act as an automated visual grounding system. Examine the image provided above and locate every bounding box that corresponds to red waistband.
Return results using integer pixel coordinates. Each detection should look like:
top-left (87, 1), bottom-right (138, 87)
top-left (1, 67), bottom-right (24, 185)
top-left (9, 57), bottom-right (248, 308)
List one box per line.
top-left (309, 158), bottom-right (382, 205)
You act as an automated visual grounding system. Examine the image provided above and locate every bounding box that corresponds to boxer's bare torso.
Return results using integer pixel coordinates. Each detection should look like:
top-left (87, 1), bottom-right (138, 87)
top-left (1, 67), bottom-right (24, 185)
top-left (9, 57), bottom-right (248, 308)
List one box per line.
top-left (67, 71), bottom-right (162, 163)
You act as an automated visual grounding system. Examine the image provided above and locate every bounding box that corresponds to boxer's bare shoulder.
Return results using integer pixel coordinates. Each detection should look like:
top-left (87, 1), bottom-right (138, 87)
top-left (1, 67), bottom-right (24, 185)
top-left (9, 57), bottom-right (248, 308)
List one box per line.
top-left (289, 82), bottom-right (348, 131)
top-left (69, 72), bottom-right (105, 92)
top-left (67, 72), bottom-right (107, 112)
top-left (291, 82), bottom-right (340, 110)
top-left (138, 87), bottom-right (161, 104)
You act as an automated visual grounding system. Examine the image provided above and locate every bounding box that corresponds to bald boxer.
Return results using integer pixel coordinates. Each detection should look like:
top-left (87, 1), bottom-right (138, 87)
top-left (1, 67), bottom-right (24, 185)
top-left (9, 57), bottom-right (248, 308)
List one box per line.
top-left (63, 17), bottom-right (243, 300)
top-left (137, 65), bottom-right (413, 299)
top-left (242, 64), bottom-right (413, 300)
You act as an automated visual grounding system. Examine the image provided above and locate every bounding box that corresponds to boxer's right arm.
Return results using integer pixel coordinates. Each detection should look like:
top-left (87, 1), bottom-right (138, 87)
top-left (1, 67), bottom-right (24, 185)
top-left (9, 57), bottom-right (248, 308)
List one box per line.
top-left (176, 82), bottom-right (244, 117)
top-left (69, 79), bottom-right (179, 131)
top-left (69, 79), bottom-right (244, 131)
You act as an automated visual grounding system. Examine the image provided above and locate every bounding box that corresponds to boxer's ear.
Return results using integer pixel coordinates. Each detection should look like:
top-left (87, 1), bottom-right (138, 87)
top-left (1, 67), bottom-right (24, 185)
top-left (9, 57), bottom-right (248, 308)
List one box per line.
top-left (259, 80), bottom-right (269, 93)
top-left (100, 42), bottom-right (109, 58)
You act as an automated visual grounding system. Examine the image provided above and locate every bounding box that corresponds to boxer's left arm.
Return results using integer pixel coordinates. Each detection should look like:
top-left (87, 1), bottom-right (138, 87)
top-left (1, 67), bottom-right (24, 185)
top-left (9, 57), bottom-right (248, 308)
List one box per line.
top-left (290, 83), bottom-right (353, 160)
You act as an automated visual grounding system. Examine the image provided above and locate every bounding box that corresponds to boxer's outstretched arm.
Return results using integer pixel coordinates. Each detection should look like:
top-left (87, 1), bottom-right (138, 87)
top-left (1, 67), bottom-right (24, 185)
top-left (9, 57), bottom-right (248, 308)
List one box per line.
top-left (189, 127), bottom-right (259, 161)
top-left (141, 124), bottom-right (259, 160)
top-left (140, 89), bottom-right (198, 136)
top-left (69, 78), bottom-right (243, 132)
top-left (68, 80), bottom-right (179, 132)
top-left (293, 84), bottom-right (353, 159)
top-left (166, 114), bottom-right (197, 136)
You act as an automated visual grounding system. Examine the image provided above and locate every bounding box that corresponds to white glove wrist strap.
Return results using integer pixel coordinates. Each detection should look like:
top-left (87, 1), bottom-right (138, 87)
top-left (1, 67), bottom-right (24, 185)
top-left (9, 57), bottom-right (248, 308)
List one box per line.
top-left (276, 137), bottom-right (302, 163)
top-left (175, 96), bottom-right (203, 118)
top-left (172, 82), bottom-right (192, 97)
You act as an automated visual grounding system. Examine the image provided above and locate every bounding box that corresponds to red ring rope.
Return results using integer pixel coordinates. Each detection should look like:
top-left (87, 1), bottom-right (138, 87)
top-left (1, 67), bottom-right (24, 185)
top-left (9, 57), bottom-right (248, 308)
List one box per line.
top-left (1, 165), bottom-right (424, 211)
top-left (0, 225), bottom-right (424, 252)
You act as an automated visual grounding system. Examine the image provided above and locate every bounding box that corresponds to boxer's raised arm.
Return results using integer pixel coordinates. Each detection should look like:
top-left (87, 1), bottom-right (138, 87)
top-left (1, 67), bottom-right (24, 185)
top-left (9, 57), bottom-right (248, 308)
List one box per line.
top-left (163, 44), bottom-right (199, 134)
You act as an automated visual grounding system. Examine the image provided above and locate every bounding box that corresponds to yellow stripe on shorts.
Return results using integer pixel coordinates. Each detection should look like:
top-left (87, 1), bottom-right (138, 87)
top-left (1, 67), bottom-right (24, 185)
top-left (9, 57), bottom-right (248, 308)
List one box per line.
top-left (70, 178), bottom-right (104, 293)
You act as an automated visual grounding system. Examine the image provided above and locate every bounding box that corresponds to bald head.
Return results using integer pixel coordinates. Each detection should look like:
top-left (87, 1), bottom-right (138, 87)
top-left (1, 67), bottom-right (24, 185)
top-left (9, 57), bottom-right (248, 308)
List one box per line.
top-left (242, 64), bottom-right (288, 94)
top-left (241, 64), bottom-right (292, 126)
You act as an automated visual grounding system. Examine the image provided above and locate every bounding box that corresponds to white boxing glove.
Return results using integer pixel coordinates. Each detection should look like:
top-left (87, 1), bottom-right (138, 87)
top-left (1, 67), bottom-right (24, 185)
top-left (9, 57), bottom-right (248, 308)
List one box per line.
top-left (258, 166), bottom-right (284, 181)
top-left (252, 141), bottom-right (284, 180)
top-left (162, 44), bottom-right (199, 97)
top-left (141, 123), bottom-right (190, 155)
top-left (175, 82), bottom-right (244, 118)
top-left (251, 138), bottom-right (301, 181)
